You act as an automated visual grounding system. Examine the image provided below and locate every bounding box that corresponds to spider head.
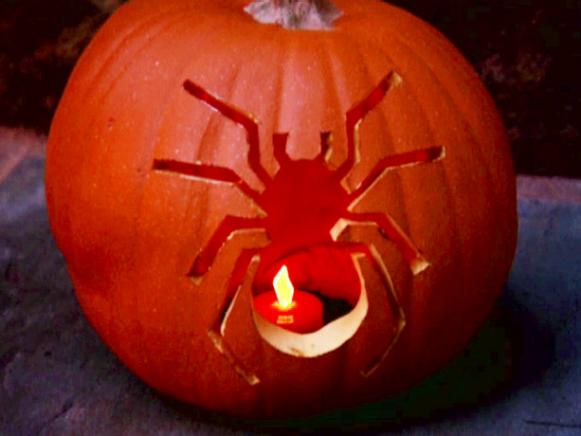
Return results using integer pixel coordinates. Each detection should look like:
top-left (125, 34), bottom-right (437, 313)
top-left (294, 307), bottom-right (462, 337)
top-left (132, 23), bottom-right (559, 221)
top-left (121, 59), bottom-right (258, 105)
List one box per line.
top-left (261, 158), bottom-right (350, 245)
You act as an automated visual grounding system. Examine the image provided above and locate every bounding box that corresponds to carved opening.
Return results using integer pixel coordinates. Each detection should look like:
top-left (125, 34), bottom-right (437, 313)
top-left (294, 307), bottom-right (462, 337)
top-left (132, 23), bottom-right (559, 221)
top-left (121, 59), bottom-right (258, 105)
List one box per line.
top-left (152, 72), bottom-right (445, 378)
top-left (251, 251), bottom-right (367, 358)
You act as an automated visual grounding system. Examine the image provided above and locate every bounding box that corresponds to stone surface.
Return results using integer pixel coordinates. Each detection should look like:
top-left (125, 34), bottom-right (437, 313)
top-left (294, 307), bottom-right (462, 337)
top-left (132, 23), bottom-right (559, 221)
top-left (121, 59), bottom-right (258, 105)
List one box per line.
top-left (0, 129), bottom-right (580, 434)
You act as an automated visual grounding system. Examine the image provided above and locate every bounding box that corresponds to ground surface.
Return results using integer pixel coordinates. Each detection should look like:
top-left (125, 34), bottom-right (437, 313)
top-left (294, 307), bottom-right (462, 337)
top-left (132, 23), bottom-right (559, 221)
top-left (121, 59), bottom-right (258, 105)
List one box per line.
top-left (0, 129), bottom-right (580, 434)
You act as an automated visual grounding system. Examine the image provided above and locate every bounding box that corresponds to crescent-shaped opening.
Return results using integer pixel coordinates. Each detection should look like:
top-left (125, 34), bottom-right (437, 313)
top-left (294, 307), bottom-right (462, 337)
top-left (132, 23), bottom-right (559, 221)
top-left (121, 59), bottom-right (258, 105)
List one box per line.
top-left (251, 253), bottom-right (368, 358)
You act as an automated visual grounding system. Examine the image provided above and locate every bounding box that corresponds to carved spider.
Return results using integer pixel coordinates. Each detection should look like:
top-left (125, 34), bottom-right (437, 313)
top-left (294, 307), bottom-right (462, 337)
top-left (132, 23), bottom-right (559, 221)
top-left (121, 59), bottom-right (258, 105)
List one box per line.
top-left (153, 71), bottom-right (444, 382)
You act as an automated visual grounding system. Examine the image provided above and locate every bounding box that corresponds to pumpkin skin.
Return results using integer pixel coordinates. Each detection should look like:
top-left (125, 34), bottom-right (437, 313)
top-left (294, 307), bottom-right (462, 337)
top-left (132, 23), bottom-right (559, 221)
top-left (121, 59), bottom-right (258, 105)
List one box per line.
top-left (45, 0), bottom-right (517, 418)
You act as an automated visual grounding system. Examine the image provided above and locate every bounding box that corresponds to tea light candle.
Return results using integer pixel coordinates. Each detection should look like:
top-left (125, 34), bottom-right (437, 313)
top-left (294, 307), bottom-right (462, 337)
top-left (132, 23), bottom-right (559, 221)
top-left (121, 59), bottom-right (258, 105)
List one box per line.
top-left (253, 265), bottom-right (324, 334)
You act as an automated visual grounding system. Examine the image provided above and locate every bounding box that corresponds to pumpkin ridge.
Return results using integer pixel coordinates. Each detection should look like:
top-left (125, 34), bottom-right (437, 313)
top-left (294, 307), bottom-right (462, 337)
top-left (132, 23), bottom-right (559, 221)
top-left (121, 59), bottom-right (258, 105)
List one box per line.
top-left (411, 26), bottom-right (516, 230)
top-left (70, 11), bottom-right (226, 394)
top-left (357, 23), bottom-right (510, 364)
top-left (193, 85), bottom-right (229, 168)
top-left (273, 36), bottom-right (299, 160)
top-left (269, 36), bottom-right (290, 172)
top-left (66, 6), bottom-right (197, 143)
top-left (193, 42), bottom-right (268, 189)
top-left (373, 23), bottom-right (503, 286)
top-left (356, 29), bottom-right (495, 244)
top-left (133, 14), bottom-right (244, 392)
top-left (215, 65), bottom-right (253, 173)
top-left (320, 33), bottom-right (358, 168)
top-left (353, 41), bottom-right (441, 364)
top-left (346, 35), bottom-right (418, 283)
top-left (45, 7), bottom-right (200, 259)
top-left (385, 29), bottom-right (500, 233)
top-left (322, 34), bottom-right (423, 379)
top-left (320, 34), bottom-right (349, 167)
top-left (71, 6), bottom-right (194, 102)
top-left (392, 4), bottom-right (510, 175)
top-left (354, 35), bottom-right (462, 345)
top-left (355, 40), bottom-right (411, 232)
top-left (81, 17), bottom-right (194, 175)
top-left (50, 14), bottom-right (189, 262)
top-left (61, 16), bottom-right (189, 216)
top-left (352, 14), bottom-right (504, 244)
top-left (160, 25), bottom-right (273, 399)
top-left (101, 14), bottom-right (213, 391)
top-left (66, 16), bottom-right (190, 290)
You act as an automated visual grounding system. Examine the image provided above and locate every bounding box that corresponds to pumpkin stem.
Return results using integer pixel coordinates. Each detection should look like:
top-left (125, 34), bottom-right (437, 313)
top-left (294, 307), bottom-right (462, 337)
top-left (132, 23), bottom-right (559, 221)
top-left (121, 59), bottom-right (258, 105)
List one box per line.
top-left (244, 0), bottom-right (341, 30)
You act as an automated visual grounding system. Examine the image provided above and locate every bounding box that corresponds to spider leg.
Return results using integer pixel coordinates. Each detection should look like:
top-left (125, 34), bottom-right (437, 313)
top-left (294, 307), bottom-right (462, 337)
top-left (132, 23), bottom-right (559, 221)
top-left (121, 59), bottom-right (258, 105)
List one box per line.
top-left (348, 146), bottom-right (445, 200)
top-left (332, 241), bottom-right (406, 377)
top-left (337, 212), bottom-right (430, 276)
top-left (208, 247), bottom-right (263, 386)
top-left (272, 132), bottom-right (290, 167)
top-left (183, 80), bottom-right (271, 186)
top-left (335, 71), bottom-right (402, 181)
top-left (153, 159), bottom-right (263, 206)
top-left (190, 215), bottom-right (266, 278)
top-left (319, 131), bottom-right (333, 163)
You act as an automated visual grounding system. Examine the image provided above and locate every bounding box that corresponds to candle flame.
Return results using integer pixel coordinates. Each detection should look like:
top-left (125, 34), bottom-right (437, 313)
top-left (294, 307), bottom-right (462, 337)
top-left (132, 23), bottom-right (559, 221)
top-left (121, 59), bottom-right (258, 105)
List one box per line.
top-left (273, 265), bottom-right (294, 309)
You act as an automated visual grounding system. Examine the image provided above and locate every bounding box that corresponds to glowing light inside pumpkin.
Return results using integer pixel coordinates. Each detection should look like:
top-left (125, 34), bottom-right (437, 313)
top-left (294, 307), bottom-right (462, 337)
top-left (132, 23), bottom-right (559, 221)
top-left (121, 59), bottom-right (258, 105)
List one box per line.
top-left (273, 265), bottom-right (296, 310)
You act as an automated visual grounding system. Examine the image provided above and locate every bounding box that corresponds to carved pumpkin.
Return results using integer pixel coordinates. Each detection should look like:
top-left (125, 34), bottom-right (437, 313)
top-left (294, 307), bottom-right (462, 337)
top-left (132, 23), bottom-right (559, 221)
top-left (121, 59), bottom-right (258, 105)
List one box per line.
top-left (45, 0), bottom-right (517, 418)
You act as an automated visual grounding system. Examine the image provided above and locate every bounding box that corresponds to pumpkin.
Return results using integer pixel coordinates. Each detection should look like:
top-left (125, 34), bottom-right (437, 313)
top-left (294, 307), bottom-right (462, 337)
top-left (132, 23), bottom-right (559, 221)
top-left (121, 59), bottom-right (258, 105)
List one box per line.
top-left (45, 0), bottom-right (517, 418)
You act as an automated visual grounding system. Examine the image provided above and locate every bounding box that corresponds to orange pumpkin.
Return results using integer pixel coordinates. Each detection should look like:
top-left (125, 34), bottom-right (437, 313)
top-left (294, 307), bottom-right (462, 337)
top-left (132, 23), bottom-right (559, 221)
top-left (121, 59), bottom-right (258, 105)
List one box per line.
top-left (45, 0), bottom-right (517, 418)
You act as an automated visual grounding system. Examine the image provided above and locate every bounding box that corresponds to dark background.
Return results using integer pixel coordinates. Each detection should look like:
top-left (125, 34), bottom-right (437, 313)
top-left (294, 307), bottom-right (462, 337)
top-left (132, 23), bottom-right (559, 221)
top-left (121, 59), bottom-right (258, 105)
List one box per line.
top-left (0, 0), bottom-right (580, 178)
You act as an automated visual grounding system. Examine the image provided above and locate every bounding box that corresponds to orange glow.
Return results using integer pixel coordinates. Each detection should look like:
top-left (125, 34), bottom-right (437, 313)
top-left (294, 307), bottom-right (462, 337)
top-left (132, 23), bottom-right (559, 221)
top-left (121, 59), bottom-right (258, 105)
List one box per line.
top-left (273, 265), bottom-right (295, 310)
